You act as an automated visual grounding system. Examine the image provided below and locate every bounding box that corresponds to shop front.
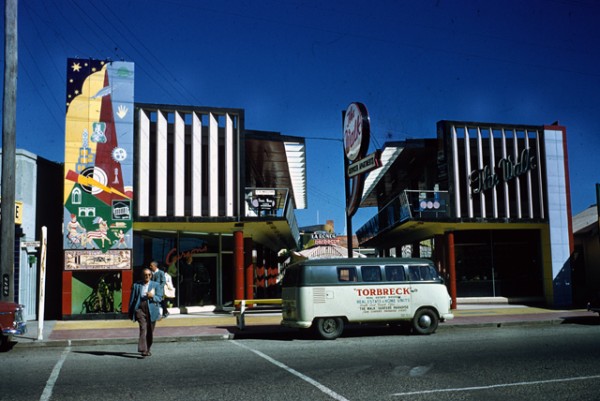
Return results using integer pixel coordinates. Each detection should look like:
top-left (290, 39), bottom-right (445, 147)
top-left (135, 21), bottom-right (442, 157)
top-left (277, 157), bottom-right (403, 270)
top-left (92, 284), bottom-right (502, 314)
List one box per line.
top-left (356, 120), bottom-right (572, 307)
top-left (60, 58), bottom-right (306, 319)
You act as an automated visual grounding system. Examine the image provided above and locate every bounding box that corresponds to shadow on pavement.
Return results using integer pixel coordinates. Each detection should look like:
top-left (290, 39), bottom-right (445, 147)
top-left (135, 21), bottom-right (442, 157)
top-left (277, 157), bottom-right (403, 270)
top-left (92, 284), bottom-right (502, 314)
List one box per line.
top-left (0, 341), bottom-right (17, 352)
top-left (225, 323), bottom-right (412, 341)
top-left (73, 350), bottom-right (143, 359)
top-left (559, 315), bottom-right (600, 325)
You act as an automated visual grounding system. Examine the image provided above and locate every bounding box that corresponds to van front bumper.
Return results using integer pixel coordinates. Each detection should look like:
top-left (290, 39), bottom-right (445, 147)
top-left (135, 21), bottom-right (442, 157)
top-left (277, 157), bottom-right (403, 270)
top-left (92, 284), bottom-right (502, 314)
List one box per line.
top-left (441, 312), bottom-right (454, 321)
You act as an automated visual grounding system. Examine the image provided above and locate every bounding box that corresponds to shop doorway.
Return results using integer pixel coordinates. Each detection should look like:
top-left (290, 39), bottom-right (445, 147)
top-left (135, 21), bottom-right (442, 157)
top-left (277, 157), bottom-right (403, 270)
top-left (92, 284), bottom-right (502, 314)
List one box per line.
top-left (454, 229), bottom-right (543, 299)
top-left (178, 252), bottom-right (233, 308)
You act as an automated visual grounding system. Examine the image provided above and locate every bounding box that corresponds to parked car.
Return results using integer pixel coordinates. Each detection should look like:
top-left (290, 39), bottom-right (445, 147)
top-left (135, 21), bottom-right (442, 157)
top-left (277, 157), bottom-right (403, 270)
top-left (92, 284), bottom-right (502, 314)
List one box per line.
top-left (0, 301), bottom-right (26, 349)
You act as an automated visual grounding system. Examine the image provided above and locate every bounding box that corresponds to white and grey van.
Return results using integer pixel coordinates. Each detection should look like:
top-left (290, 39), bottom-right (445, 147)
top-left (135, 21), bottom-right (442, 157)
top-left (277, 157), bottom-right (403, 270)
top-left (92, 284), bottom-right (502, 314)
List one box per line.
top-left (281, 257), bottom-right (453, 339)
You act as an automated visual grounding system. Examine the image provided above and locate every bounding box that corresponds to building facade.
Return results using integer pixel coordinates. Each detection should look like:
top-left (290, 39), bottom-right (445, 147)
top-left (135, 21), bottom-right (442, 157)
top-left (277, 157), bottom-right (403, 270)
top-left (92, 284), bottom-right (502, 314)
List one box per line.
top-left (60, 59), bottom-right (306, 318)
top-left (356, 121), bottom-right (572, 307)
top-left (131, 105), bottom-right (306, 310)
top-left (0, 149), bottom-right (63, 320)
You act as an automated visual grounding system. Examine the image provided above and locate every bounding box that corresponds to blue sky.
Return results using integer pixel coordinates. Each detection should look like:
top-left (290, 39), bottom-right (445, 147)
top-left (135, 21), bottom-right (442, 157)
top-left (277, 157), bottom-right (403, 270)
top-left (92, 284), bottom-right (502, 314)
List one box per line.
top-left (4, 0), bottom-right (600, 233)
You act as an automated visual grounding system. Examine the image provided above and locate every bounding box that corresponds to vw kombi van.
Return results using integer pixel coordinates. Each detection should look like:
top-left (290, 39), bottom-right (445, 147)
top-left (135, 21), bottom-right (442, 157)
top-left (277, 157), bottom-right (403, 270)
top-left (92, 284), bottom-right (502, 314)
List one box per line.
top-left (281, 257), bottom-right (453, 339)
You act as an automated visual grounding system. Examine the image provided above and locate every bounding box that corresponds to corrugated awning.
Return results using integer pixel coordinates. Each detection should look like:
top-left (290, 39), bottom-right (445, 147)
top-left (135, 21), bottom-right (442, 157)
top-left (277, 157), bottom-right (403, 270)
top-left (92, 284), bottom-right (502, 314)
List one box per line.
top-left (360, 145), bottom-right (404, 207)
top-left (294, 244), bottom-right (366, 259)
top-left (245, 131), bottom-right (307, 210)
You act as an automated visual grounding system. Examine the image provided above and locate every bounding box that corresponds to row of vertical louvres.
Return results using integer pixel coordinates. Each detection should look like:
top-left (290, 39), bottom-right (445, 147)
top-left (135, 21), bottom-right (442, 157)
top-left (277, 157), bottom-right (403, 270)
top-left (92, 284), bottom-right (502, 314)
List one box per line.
top-left (450, 125), bottom-right (545, 220)
top-left (137, 107), bottom-right (239, 218)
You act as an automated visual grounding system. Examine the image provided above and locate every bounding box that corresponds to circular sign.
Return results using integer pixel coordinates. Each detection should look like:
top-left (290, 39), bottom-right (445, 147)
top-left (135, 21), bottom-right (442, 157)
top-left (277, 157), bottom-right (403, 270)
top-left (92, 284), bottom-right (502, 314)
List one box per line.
top-left (79, 166), bottom-right (108, 195)
top-left (343, 102), bottom-right (370, 161)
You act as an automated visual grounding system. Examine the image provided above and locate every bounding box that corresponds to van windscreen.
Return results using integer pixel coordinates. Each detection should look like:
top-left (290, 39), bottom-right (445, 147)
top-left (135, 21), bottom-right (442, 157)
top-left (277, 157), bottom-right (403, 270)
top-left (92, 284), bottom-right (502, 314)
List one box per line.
top-left (282, 266), bottom-right (301, 287)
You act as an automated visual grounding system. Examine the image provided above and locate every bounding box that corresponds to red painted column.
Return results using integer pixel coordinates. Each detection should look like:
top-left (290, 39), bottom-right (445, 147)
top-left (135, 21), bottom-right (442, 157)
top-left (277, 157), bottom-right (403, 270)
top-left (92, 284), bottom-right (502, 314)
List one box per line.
top-left (62, 271), bottom-right (72, 317)
top-left (244, 237), bottom-right (254, 300)
top-left (234, 231), bottom-right (245, 302)
top-left (255, 245), bottom-right (265, 299)
top-left (266, 250), bottom-right (278, 298)
top-left (447, 231), bottom-right (457, 309)
top-left (122, 270), bottom-right (133, 314)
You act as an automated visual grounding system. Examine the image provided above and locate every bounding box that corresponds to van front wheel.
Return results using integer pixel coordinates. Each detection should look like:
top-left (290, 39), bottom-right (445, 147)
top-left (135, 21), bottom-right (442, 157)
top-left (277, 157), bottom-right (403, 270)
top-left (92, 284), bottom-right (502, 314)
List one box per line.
top-left (314, 317), bottom-right (344, 340)
top-left (412, 308), bottom-right (439, 335)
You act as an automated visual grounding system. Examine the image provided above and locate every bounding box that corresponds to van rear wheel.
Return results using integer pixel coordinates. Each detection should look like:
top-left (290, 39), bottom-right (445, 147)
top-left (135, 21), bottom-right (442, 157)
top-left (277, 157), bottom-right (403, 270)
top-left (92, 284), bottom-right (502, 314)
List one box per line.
top-left (412, 308), bottom-right (438, 335)
top-left (314, 317), bottom-right (344, 340)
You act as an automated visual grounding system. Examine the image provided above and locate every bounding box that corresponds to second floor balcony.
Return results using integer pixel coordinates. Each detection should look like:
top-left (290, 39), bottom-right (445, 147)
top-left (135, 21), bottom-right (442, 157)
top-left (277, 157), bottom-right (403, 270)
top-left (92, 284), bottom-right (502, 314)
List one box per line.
top-left (356, 189), bottom-right (450, 244)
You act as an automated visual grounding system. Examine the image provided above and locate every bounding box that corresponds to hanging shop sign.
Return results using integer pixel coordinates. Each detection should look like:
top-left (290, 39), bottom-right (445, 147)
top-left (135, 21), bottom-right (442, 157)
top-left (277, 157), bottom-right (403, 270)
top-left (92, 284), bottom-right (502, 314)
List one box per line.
top-left (344, 102), bottom-right (370, 162)
top-left (251, 196), bottom-right (277, 210)
top-left (347, 149), bottom-right (382, 178)
top-left (344, 102), bottom-right (377, 218)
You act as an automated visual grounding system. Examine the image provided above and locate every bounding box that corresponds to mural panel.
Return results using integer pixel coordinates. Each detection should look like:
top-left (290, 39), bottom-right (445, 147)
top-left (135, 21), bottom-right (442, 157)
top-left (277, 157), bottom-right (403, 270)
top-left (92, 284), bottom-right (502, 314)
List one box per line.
top-left (63, 58), bottom-right (134, 270)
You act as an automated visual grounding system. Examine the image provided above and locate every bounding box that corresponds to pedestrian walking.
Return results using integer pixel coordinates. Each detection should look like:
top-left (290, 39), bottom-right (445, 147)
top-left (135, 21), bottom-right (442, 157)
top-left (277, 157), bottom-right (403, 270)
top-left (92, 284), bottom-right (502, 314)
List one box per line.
top-left (149, 261), bottom-right (168, 317)
top-left (129, 267), bottom-right (163, 358)
top-left (162, 264), bottom-right (176, 318)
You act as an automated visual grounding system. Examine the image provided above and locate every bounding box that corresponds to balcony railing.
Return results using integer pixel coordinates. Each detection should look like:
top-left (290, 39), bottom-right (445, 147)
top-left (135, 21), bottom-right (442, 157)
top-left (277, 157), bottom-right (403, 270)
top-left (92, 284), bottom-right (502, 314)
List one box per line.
top-left (356, 190), bottom-right (450, 243)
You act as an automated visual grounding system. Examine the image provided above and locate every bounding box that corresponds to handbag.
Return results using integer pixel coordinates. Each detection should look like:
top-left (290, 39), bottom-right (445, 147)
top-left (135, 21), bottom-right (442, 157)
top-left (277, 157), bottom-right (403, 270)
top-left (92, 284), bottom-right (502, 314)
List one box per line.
top-left (164, 273), bottom-right (176, 298)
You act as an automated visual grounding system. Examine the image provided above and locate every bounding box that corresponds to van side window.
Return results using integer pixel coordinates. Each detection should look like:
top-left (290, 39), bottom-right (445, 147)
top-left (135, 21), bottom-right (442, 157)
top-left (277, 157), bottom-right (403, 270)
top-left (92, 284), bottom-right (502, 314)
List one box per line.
top-left (361, 266), bottom-right (381, 282)
top-left (338, 267), bottom-right (357, 282)
top-left (409, 265), bottom-right (422, 281)
top-left (409, 265), bottom-right (437, 281)
top-left (385, 265), bottom-right (405, 281)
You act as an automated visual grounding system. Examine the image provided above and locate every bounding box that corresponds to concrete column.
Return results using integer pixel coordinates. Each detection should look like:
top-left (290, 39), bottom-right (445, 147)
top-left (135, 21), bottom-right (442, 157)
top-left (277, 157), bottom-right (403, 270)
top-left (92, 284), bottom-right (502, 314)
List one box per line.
top-left (256, 245), bottom-right (265, 298)
top-left (122, 270), bottom-right (133, 314)
top-left (234, 231), bottom-right (244, 302)
top-left (244, 237), bottom-right (254, 300)
top-left (447, 231), bottom-right (457, 309)
top-left (412, 241), bottom-right (421, 258)
top-left (62, 271), bottom-right (72, 317)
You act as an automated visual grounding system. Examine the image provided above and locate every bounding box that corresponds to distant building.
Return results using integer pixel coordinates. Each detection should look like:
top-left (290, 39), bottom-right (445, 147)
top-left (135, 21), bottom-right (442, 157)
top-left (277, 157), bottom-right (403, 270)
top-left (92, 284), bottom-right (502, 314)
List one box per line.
top-left (572, 203), bottom-right (600, 306)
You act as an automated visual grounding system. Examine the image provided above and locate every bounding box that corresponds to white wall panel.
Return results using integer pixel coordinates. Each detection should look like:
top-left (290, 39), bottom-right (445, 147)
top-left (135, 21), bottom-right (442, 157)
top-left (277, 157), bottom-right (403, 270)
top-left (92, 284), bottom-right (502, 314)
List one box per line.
top-left (209, 113), bottom-right (219, 216)
top-left (192, 112), bottom-right (202, 216)
top-left (174, 112), bottom-right (185, 216)
top-left (544, 129), bottom-right (570, 280)
top-left (156, 110), bottom-right (168, 216)
top-left (225, 114), bottom-right (234, 216)
top-left (138, 109), bottom-right (150, 216)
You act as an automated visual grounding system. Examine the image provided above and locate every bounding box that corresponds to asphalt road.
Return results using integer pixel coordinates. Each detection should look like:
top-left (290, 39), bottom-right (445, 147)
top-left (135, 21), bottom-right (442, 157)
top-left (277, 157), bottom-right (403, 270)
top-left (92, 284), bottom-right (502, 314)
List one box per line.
top-left (3, 323), bottom-right (600, 401)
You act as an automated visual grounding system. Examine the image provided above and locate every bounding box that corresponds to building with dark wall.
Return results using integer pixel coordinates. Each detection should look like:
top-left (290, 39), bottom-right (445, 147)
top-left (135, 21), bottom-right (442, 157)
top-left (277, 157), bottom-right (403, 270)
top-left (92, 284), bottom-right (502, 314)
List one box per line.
top-left (0, 149), bottom-right (63, 320)
top-left (573, 202), bottom-right (600, 307)
top-left (356, 121), bottom-right (572, 307)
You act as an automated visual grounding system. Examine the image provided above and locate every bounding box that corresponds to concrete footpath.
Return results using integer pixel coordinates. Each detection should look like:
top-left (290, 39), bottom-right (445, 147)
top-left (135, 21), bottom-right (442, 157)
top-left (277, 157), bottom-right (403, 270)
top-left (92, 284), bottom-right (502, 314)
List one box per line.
top-left (11, 304), bottom-right (598, 349)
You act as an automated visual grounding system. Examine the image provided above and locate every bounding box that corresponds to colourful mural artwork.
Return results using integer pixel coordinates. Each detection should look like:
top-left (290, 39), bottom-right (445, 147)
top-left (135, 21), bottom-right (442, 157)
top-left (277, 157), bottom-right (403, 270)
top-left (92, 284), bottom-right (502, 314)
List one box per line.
top-left (63, 58), bottom-right (134, 269)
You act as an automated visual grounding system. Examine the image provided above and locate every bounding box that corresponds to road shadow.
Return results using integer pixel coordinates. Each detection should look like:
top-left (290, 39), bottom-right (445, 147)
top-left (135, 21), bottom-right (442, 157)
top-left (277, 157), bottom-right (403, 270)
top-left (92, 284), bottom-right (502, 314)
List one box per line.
top-left (224, 325), bottom-right (299, 341)
top-left (224, 323), bottom-right (411, 341)
top-left (0, 341), bottom-right (17, 352)
top-left (73, 350), bottom-right (143, 359)
top-left (559, 315), bottom-right (600, 326)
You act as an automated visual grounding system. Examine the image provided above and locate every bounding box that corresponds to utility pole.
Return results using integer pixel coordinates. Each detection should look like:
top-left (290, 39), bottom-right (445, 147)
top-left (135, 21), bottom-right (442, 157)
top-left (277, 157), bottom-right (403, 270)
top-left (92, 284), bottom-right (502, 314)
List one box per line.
top-left (1, 0), bottom-right (17, 302)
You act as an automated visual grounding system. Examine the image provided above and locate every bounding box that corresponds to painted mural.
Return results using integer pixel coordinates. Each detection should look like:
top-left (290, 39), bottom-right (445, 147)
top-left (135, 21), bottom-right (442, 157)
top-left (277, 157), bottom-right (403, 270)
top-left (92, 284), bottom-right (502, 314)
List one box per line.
top-left (63, 58), bottom-right (134, 270)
